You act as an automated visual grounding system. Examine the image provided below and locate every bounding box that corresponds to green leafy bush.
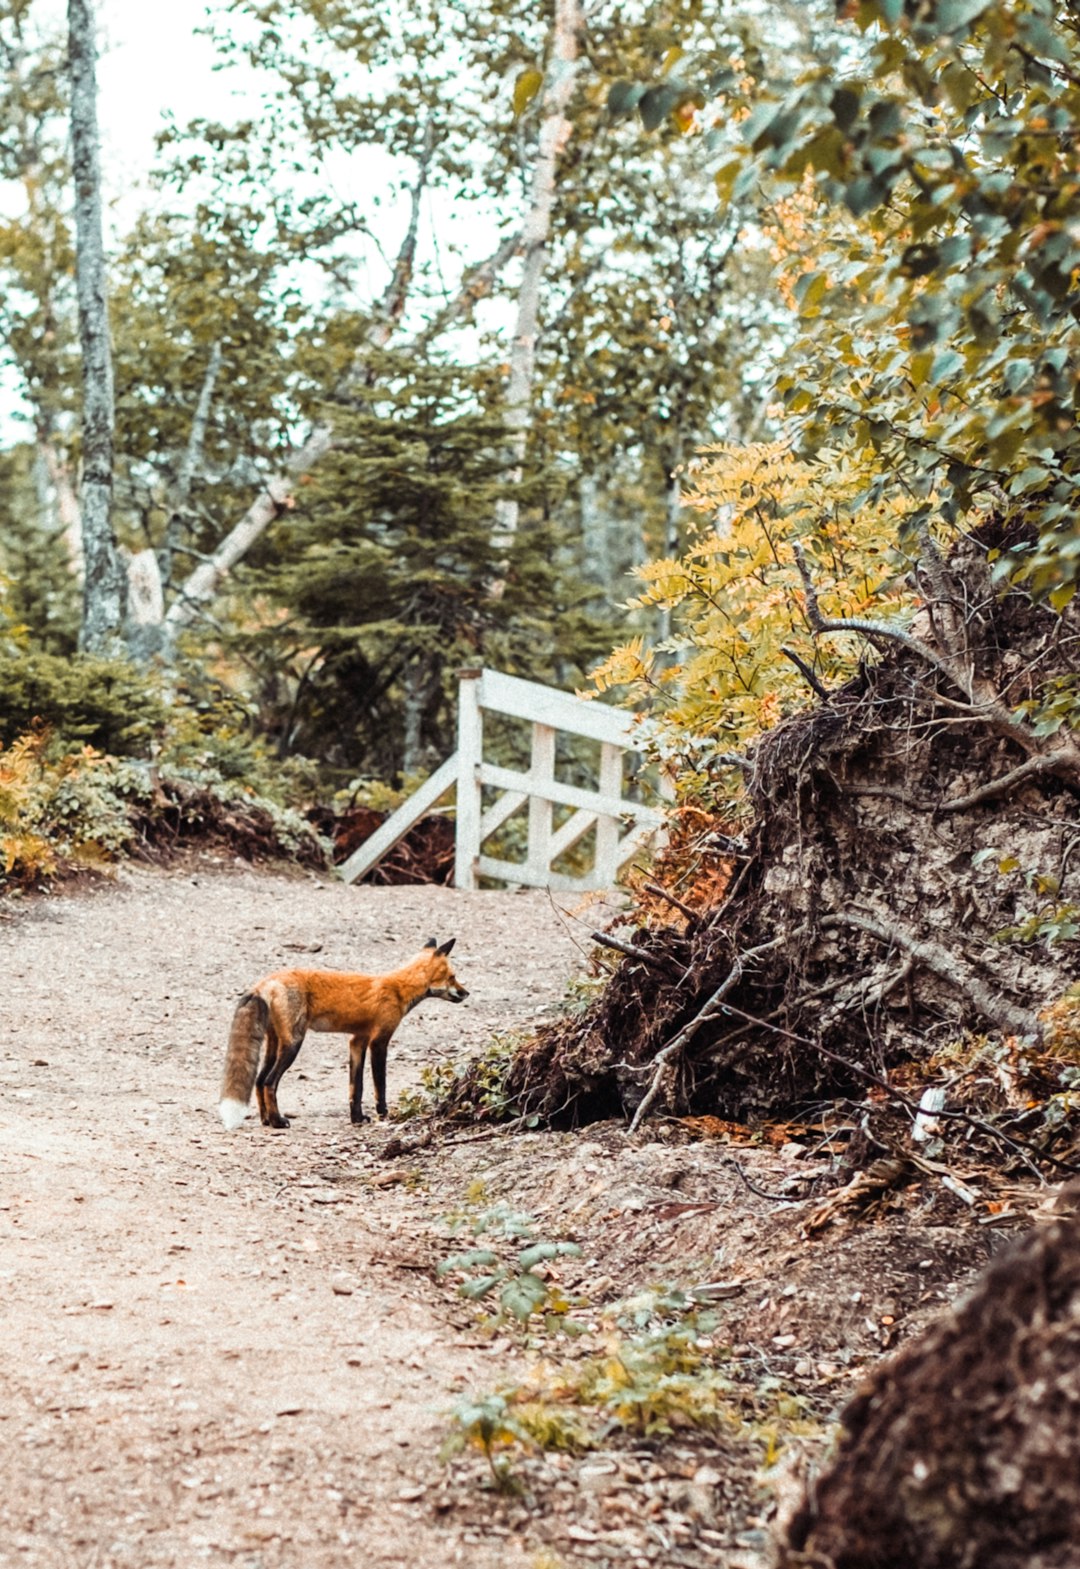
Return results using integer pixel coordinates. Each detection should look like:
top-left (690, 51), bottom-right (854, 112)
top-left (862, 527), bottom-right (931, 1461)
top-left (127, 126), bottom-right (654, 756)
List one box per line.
top-left (0, 652), bottom-right (169, 754)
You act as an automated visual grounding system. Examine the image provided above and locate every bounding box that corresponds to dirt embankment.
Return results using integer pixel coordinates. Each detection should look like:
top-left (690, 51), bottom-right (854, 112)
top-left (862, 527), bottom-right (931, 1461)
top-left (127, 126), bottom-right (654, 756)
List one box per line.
top-left (0, 861), bottom-right (1013, 1569)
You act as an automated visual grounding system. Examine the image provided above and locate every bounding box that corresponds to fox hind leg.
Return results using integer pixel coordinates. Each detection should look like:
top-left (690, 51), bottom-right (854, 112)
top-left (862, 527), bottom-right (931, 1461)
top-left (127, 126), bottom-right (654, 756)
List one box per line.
top-left (257, 1021), bottom-right (306, 1129)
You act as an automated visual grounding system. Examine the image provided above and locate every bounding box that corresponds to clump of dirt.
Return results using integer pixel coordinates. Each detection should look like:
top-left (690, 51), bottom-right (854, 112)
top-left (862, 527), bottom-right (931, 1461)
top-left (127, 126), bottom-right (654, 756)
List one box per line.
top-left (128, 771), bottom-right (329, 868)
top-left (479, 525), bottom-right (1080, 1141)
top-left (779, 1201), bottom-right (1080, 1569)
top-left (325, 805), bottom-right (455, 884)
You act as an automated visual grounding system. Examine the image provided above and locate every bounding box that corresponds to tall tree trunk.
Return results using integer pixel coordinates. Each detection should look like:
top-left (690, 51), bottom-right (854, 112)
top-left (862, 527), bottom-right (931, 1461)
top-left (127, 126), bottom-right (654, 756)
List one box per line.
top-left (491, 0), bottom-right (581, 563)
top-left (68, 0), bottom-right (124, 655)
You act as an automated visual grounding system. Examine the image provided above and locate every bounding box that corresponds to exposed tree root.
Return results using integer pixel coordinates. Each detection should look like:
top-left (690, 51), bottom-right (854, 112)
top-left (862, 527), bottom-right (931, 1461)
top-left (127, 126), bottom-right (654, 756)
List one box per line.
top-left (448, 522), bottom-right (1080, 1153)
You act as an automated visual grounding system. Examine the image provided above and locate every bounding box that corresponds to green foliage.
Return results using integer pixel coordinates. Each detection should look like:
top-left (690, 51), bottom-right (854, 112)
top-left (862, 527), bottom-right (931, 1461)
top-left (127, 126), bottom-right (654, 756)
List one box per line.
top-left (443, 1282), bottom-right (816, 1481)
top-left (438, 1201), bottom-right (582, 1325)
top-left (0, 731), bottom-right (144, 883)
top-left (710, 0), bottom-right (1080, 596)
top-left (0, 448), bottom-right (80, 655)
top-left (393, 1032), bottom-right (529, 1123)
top-left (0, 652), bottom-right (170, 753)
top-left (972, 846), bottom-right (1080, 948)
top-left (242, 347), bottom-right (609, 779)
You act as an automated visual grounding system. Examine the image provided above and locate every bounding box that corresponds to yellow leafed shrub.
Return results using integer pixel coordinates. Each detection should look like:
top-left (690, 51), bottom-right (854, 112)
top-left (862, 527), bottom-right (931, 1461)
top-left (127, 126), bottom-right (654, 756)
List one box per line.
top-left (0, 731), bottom-right (59, 881)
top-left (590, 441), bottom-right (924, 784)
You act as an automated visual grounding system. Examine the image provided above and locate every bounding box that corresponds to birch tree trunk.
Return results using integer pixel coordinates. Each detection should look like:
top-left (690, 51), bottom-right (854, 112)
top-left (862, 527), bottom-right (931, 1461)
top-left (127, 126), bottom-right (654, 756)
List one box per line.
top-left (491, 0), bottom-right (581, 561)
top-left (68, 0), bottom-right (125, 655)
top-left (36, 427), bottom-right (84, 577)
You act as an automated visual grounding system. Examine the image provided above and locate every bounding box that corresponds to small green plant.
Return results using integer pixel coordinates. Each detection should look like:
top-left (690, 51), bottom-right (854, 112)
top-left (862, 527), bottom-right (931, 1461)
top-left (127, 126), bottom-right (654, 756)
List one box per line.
top-left (439, 1201), bottom-right (582, 1325)
top-left (442, 1282), bottom-right (817, 1479)
top-left (439, 1392), bottom-right (534, 1492)
top-left (972, 848), bottom-right (1080, 949)
top-left (393, 1032), bottom-right (527, 1122)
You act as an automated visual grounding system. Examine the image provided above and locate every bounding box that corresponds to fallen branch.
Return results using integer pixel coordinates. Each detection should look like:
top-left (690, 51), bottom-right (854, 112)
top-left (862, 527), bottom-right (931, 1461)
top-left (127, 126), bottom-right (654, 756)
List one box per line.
top-left (643, 880), bottom-right (698, 922)
top-left (590, 930), bottom-right (681, 976)
top-left (628, 937), bottom-right (784, 1134)
top-left (822, 911), bottom-right (1039, 1040)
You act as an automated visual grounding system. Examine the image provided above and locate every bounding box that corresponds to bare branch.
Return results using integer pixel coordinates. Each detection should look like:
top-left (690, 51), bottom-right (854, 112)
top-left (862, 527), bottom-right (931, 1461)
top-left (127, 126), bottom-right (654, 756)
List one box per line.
top-left (822, 911), bottom-right (1040, 1040)
top-left (590, 930), bottom-right (679, 976)
top-left (643, 880), bottom-right (698, 922)
top-left (628, 937), bottom-right (784, 1134)
top-left (780, 643), bottom-right (831, 700)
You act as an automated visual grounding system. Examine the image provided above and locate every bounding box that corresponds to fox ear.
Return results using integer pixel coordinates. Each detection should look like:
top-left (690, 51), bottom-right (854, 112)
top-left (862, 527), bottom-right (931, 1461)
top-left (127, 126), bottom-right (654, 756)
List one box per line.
top-left (436, 937), bottom-right (456, 956)
top-left (423, 936), bottom-right (438, 948)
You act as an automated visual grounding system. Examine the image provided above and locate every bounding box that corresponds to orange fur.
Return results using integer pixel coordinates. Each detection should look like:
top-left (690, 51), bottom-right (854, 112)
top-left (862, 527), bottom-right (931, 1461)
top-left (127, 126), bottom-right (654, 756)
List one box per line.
top-left (218, 937), bottom-right (467, 1130)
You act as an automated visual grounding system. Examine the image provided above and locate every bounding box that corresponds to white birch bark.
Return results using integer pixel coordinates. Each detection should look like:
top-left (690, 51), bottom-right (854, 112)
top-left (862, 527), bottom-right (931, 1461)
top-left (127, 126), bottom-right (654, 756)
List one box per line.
top-left (491, 0), bottom-right (582, 558)
top-left (68, 0), bottom-right (125, 654)
top-left (36, 429), bottom-right (84, 577)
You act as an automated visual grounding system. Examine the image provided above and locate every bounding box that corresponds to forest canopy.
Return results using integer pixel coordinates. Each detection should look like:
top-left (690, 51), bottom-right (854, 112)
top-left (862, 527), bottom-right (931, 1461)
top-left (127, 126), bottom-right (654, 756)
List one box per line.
top-left (0, 0), bottom-right (1078, 874)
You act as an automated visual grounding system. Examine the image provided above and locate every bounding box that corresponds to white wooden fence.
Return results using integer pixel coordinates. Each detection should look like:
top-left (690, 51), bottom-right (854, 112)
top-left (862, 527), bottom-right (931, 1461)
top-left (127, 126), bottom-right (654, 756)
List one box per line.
top-left (339, 667), bottom-right (668, 892)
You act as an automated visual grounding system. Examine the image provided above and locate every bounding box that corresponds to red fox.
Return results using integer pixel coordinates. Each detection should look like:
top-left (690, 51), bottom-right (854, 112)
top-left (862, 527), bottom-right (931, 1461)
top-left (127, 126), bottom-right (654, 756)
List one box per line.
top-left (217, 936), bottom-right (467, 1130)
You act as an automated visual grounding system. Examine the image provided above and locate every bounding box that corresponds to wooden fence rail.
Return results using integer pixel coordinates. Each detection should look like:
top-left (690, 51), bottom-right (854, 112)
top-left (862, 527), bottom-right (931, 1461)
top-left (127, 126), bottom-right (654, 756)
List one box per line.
top-left (339, 667), bottom-right (668, 891)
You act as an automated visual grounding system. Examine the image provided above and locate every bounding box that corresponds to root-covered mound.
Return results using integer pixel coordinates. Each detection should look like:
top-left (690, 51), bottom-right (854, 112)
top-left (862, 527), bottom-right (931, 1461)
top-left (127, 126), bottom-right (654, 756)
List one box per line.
top-left (475, 528), bottom-right (1080, 1128)
top-left (128, 774), bottom-right (329, 868)
top-left (329, 805), bottom-right (455, 884)
top-left (778, 1203), bottom-right (1080, 1569)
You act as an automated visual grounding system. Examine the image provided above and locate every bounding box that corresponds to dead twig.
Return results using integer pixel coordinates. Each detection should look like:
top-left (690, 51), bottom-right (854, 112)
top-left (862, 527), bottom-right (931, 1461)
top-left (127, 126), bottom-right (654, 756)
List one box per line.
top-left (590, 930), bottom-right (682, 976)
top-left (628, 937), bottom-right (785, 1134)
top-left (712, 1000), bottom-right (1073, 1178)
top-left (780, 644), bottom-right (831, 701)
top-left (643, 880), bottom-right (698, 922)
top-left (726, 1156), bottom-right (801, 1205)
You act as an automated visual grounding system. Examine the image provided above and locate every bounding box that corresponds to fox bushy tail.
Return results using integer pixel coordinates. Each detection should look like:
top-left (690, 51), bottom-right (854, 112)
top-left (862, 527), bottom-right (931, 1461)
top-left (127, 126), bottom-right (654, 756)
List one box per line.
top-left (218, 992), bottom-right (269, 1130)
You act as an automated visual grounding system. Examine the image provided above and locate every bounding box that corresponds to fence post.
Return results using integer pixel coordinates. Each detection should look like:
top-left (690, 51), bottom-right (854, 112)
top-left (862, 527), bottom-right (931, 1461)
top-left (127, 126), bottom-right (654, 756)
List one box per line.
top-left (525, 722), bottom-right (556, 884)
top-left (454, 668), bottom-right (483, 890)
top-left (594, 741), bottom-right (624, 887)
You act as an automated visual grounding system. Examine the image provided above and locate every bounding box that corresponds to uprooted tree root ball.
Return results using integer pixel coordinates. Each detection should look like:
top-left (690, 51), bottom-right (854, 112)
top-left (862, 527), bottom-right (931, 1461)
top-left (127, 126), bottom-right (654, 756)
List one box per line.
top-left (450, 525), bottom-right (1080, 1141)
top-left (777, 1200), bottom-right (1080, 1569)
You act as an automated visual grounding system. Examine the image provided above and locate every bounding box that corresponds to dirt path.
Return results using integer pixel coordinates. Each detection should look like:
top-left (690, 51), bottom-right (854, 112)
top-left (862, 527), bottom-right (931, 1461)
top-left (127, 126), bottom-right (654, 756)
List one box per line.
top-left (0, 861), bottom-right (593, 1569)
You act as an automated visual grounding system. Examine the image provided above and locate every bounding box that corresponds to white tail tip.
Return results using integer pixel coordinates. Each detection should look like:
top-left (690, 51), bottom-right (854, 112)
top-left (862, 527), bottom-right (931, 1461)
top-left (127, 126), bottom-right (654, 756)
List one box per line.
top-left (218, 1098), bottom-right (248, 1130)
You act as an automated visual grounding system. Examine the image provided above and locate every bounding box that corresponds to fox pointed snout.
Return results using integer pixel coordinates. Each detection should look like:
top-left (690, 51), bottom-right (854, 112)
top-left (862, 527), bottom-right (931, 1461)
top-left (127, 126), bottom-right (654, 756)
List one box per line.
top-left (429, 984), bottom-right (469, 1003)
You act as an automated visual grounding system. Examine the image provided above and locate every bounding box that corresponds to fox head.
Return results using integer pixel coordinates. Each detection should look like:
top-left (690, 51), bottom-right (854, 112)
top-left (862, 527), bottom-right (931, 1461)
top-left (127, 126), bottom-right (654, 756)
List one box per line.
top-left (421, 936), bottom-right (468, 1003)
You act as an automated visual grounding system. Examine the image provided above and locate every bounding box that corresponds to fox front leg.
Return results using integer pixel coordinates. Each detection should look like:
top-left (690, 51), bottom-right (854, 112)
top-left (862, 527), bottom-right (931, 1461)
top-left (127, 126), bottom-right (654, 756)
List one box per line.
top-left (349, 1034), bottom-right (370, 1124)
top-left (369, 1033), bottom-right (392, 1120)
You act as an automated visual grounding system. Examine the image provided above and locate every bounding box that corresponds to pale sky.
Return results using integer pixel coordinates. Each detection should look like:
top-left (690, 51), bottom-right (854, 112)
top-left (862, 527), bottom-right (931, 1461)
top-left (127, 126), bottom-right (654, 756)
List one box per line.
top-left (42, 0), bottom-right (230, 198)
